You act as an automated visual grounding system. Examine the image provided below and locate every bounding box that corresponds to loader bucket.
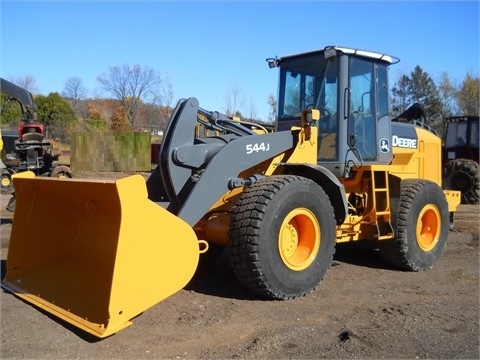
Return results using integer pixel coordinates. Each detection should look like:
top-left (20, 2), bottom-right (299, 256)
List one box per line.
top-left (1, 173), bottom-right (200, 338)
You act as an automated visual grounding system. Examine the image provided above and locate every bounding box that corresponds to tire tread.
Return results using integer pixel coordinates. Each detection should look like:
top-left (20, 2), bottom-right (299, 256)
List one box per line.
top-left (229, 175), bottom-right (335, 299)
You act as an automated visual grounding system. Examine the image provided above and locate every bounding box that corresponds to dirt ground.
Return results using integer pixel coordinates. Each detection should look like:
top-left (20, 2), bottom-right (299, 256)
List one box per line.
top-left (0, 171), bottom-right (479, 359)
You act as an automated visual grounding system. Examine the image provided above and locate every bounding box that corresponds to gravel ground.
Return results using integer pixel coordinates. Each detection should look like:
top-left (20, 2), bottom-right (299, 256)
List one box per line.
top-left (0, 172), bottom-right (478, 359)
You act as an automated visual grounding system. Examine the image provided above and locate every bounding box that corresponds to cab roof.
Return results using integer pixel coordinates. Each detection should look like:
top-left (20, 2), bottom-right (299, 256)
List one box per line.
top-left (277, 45), bottom-right (400, 65)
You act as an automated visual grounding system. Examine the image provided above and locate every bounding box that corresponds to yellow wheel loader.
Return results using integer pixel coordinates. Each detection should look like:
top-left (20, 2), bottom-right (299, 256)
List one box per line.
top-left (1, 46), bottom-right (461, 338)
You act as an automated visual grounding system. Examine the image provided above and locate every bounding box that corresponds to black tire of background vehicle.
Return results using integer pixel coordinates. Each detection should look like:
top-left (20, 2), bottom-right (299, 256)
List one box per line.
top-left (50, 165), bottom-right (74, 178)
top-left (229, 175), bottom-right (336, 300)
top-left (378, 179), bottom-right (450, 271)
top-left (444, 159), bottom-right (479, 205)
top-left (1, 169), bottom-right (15, 194)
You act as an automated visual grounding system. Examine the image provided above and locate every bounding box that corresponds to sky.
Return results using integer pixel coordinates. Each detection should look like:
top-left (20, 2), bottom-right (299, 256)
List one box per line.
top-left (1, 0), bottom-right (479, 121)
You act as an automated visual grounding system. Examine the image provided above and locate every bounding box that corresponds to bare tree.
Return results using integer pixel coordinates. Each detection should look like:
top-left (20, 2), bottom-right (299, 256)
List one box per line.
top-left (267, 94), bottom-right (277, 122)
top-left (161, 74), bottom-right (174, 109)
top-left (243, 97), bottom-right (258, 121)
top-left (224, 82), bottom-right (244, 117)
top-left (62, 76), bottom-right (88, 117)
top-left (97, 64), bottom-right (162, 128)
top-left (144, 74), bottom-right (174, 134)
top-left (9, 75), bottom-right (39, 94)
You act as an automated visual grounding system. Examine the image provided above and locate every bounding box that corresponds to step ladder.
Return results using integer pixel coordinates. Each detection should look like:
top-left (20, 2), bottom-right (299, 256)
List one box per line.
top-left (371, 171), bottom-right (394, 240)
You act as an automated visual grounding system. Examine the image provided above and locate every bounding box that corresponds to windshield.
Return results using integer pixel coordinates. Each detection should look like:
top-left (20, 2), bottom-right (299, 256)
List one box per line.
top-left (445, 122), bottom-right (468, 147)
top-left (277, 53), bottom-right (338, 119)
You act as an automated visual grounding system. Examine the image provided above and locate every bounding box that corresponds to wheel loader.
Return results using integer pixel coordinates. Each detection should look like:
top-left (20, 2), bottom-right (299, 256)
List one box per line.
top-left (1, 46), bottom-right (461, 338)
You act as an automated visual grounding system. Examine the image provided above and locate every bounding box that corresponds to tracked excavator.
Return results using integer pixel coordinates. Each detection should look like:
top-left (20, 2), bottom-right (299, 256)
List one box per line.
top-left (1, 46), bottom-right (461, 338)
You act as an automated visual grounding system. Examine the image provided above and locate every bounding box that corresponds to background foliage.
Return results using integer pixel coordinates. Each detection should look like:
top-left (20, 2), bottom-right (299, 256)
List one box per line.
top-left (1, 64), bottom-right (479, 144)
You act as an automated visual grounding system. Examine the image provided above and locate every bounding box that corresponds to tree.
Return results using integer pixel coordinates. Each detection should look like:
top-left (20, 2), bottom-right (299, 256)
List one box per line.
top-left (144, 74), bottom-right (173, 133)
top-left (437, 72), bottom-right (459, 134)
top-left (69, 99), bottom-right (109, 132)
top-left (8, 75), bottom-right (39, 94)
top-left (456, 72), bottom-right (479, 116)
top-left (267, 94), bottom-right (277, 122)
top-left (97, 64), bottom-right (162, 128)
top-left (110, 106), bottom-right (131, 132)
top-left (85, 99), bottom-right (105, 121)
top-left (142, 102), bottom-right (169, 134)
top-left (437, 72), bottom-right (458, 116)
top-left (0, 92), bottom-right (23, 127)
top-left (1, 77), bottom-right (38, 127)
top-left (243, 97), bottom-right (258, 122)
top-left (34, 92), bottom-right (77, 142)
top-left (391, 75), bottom-right (410, 117)
top-left (62, 76), bottom-right (88, 117)
top-left (391, 66), bottom-right (442, 130)
top-left (406, 66), bottom-right (441, 125)
top-left (224, 82), bottom-right (244, 117)
top-left (161, 74), bottom-right (174, 109)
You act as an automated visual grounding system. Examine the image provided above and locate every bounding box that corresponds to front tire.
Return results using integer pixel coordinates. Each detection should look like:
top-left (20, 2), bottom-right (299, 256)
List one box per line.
top-left (229, 175), bottom-right (336, 299)
top-left (379, 179), bottom-right (449, 271)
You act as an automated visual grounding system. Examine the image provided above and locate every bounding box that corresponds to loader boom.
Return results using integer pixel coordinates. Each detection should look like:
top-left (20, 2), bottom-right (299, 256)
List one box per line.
top-left (148, 97), bottom-right (305, 226)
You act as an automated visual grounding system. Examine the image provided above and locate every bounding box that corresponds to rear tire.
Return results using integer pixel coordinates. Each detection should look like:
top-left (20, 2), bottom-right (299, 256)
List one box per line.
top-left (444, 159), bottom-right (479, 205)
top-left (50, 165), bottom-right (73, 178)
top-left (378, 179), bottom-right (449, 271)
top-left (229, 175), bottom-right (336, 299)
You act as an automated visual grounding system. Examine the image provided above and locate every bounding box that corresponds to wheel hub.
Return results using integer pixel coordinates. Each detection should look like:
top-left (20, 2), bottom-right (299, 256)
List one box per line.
top-left (416, 205), bottom-right (441, 251)
top-left (278, 208), bottom-right (320, 271)
top-left (1, 176), bottom-right (11, 187)
top-left (280, 223), bottom-right (299, 258)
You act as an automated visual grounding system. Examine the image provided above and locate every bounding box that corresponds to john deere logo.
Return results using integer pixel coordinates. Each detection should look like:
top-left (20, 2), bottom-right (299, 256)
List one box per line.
top-left (380, 138), bottom-right (390, 153)
top-left (392, 135), bottom-right (418, 149)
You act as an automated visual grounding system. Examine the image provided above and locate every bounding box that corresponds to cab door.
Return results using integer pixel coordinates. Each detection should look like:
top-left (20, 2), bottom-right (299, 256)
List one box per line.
top-left (346, 56), bottom-right (392, 164)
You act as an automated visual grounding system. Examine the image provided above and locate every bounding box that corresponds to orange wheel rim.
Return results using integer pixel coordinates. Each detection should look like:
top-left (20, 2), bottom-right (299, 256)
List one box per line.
top-left (278, 208), bottom-right (320, 271)
top-left (416, 204), bottom-right (441, 251)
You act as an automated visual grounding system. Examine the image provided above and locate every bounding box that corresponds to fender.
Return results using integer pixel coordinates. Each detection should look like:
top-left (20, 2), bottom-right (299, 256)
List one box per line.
top-left (276, 163), bottom-right (347, 225)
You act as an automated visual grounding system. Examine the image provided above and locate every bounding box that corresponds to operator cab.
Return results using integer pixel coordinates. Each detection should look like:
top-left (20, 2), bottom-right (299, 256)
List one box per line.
top-left (443, 116), bottom-right (479, 163)
top-left (269, 46), bottom-right (399, 178)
